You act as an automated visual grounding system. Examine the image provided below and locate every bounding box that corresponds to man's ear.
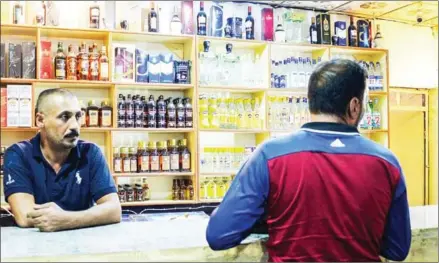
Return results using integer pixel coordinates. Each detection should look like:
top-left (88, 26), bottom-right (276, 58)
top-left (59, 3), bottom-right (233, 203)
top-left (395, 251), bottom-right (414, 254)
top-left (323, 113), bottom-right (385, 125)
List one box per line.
top-left (348, 97), bottom-right (362, 119)
top-left (35, 112), bottom-right (45, 128)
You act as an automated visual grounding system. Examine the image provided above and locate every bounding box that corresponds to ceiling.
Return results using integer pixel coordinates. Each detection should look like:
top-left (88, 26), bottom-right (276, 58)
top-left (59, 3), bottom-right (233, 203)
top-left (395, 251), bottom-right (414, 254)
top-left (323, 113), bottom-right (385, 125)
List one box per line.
top-left (259, 1), bottom-right (438, 27)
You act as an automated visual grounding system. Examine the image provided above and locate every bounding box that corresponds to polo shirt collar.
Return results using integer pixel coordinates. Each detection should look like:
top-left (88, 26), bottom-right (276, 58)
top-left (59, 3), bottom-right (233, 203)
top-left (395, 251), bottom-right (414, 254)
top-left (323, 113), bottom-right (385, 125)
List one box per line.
top-left (31, 133), bottom-right (81, 161)
top-left (301, 122), bottom-right (359, 135)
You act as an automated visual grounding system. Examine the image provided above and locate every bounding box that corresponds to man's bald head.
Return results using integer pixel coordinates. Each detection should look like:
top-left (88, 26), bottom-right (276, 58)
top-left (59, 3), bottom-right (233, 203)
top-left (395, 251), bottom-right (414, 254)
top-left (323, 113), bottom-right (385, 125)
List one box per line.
top-left (35, 88), bottom-right (76, 114)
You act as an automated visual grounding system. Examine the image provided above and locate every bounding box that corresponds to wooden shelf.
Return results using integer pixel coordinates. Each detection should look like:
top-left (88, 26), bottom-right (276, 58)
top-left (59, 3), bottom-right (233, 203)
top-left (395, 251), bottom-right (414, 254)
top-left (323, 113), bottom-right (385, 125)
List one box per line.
top-left (121, 200), bottom-right (196, 207)
top-left (197, 36), bottom-right (267, 49)
top-left (360, 129), bottom-right (388, 134)
top-left (200, 172), bottom-right (236, 177)
top-left (199, 129), bottom-right (268, 133)
top-left (330, 46), bottom-right (388, 56)
top-left (0, 127), bottom-right (113, 133)
top-left (39, 26), bottom-right (109, 40)
top-left (0, 78), bottom-right (36, 84)
top-left (267, 88), bottom-right (308, 95)
top-left (198, 85), bottom-right (267, 93)
top-left (34, 79), bottom-right (112, 89)
top-left (114, 82), bottom-right (194, 91)
top-left (111, 128), bottom-right (194, 133)
top-left (269, 129), bottom-right (294, 133)
top-left (113, 172), bottom-right (193, 177)
top-left (112, 30), bottom-right (193, 44)
top-left (369, 91), bottom-right (388, 96)
top-left (200, 199), bottom-right (223, 203)
top-left (271, 42), bottom-right (330, 52)
top-left (0, 24), bottom-right (38, 37)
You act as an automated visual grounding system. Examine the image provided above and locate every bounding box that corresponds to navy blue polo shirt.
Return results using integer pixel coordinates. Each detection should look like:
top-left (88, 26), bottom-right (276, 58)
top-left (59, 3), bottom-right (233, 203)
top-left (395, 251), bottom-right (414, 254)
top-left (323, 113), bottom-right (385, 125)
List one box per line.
top-left (3, 133), bottom-right (117, 211)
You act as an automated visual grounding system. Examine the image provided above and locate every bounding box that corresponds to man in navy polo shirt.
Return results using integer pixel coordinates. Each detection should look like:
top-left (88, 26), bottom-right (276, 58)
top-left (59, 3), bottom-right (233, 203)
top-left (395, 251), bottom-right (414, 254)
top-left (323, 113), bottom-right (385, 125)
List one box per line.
top-left (206, 60), bottom-right (411, 262)
top-left (3, 88), bottom-right (121, 232)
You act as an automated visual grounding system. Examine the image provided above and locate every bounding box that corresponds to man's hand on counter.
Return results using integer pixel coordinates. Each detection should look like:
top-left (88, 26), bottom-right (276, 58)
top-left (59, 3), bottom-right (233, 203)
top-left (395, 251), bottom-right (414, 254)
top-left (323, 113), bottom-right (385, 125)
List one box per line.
top-left (27, 202), bottom-right (68, 232)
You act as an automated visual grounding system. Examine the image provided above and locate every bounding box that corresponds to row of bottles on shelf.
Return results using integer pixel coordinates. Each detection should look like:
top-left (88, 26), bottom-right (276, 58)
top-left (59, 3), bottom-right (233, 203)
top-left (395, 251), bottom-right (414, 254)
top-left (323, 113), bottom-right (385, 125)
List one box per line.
top-left (79, 100), bottom-right (112, 128)
top-left (271, 55), bottom-right (322, 89)
top-left (359, 98), bottom-right (381, 130)
top-left (172, 178), bottom-right (195, 201)
top-left (118, 179), bottom-right (151, 203)
top-left (43, 41), bottom-right (109, 81)
top-left (268, 96), bottom-right (311, 131)
top-left (117, 94), bottom-right (193, 129)
top-left (200, 146), bottom-right (256, 173)
top-left (200, 176), bottom-right (233, 200)
top-left (198, 41), bottom-right (264, 87)
top-left (113, 139), bottom-right (191, 174)
top-left (199, 94), bottom-right (262, 130)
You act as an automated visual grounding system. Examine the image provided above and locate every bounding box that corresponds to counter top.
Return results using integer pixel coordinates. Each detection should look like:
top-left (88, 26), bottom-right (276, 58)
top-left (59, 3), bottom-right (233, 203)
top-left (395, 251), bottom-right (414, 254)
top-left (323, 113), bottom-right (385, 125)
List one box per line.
top-left (1, 206), bottom-right (437, 262)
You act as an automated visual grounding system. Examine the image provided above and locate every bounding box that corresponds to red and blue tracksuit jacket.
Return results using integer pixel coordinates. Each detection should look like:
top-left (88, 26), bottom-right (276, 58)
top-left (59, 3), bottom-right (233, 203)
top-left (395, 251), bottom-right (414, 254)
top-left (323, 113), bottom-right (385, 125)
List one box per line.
top-left (206, 122), bottom-right (411, 262)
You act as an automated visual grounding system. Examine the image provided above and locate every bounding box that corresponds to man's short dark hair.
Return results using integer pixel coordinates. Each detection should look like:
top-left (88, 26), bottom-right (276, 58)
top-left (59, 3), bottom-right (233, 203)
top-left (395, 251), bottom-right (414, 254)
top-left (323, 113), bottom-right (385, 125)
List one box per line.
top-left (308, 59), bottom-right (368, 119)
top-left (35, 88), bottom-right (75, 114)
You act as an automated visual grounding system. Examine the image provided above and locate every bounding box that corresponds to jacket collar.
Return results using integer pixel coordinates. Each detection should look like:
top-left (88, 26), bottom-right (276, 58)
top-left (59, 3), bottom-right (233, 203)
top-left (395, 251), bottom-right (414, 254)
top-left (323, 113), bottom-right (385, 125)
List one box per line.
top-left (301, 122), bottom-right (360, 135)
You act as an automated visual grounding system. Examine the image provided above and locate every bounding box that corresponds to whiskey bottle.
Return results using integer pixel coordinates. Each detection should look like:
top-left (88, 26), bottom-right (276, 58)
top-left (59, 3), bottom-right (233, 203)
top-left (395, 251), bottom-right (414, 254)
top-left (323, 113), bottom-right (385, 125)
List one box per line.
top-left (98, 46), bottom-right (109, 81)
top-left (148, 1), bottom-right (158, 33)
top-left (79, 43), bottom-right (89, 80)
top-left (121, 147), bottom-right (130, 173)
top-left (137, 141), bottom-right (150, 173)
top-left (373, 24), bottom-right (383, 48)
top-left (309, 17), bottom-right (318, 44)
top-left (179, 179), bottom-right (186, 200)
top-left (13, 1), bottom-right (24, 25)
top-left (99, 100), bottom-right (112, 127)
top-left (165, 97), bottom-right (176, 128)
top-left (89, 1), bottom-right (100, 29)
top-left (169, 139), bottom-right (180, 172)
top-left (149, 141), bottom-right (160, 172)
top-left (89, 43), bottom-right (99, 81)
top-left (159, 141), bottom-right (170, 172)
top-left (86, 100), bottom-right (99, 127)
top-left (66, 44), bottom-right (77, 80)
top-left (179, 139), bottom-right (191, 172)
top-left (117, 94), bottom-right (126, 128)
top-left (125, 94), bottom-right (134, 128)
top-left (197, 1), bottom-right (207, 36)
top-left (54, 42), bottom-right (66, 80)
top-left (172, 179), bottom-right (180, 200)
top-left (187, 179), bottom-right (194, 200)
top-left (79, 100), bottom-right (87, 127)
top-left (170, 5), bottom-right (182, 35)
top-left (129, 147), bottom-right (137, 173)
top-left (183, 98), bottom-right (193, 128)
top-left (113, 147), bottom-right (122, 173)
top-left (348, 16), bottom-right (357, 47)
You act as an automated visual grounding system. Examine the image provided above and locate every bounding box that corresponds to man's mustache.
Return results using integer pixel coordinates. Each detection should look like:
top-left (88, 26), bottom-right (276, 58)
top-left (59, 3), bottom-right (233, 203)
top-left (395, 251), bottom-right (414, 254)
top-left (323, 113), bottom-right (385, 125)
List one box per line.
top-left (65, 130), bottom-right (79, 138)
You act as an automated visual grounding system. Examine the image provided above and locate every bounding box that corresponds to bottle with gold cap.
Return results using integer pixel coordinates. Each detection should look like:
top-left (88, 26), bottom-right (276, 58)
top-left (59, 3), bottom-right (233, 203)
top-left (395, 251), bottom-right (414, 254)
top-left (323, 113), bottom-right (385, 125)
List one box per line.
top-left (149, 141), bottom-right (160, 172)
top-left (137, 141), bottom-right (150, 173)
top-left (78, 100), bottom-right (87, 127)
top-left (99, 100), bottom-right (112, 127)
top-left (113, 147), bottom-right (122, 173)
top-left (159, 141), bottom-right (170, 172)
top-left (179, 139), bottom-right (191, 172)
top-left (86, 100), bottom-right (99, 127)
top-left (121, 147), bottom-right (130, 173)
top-left (129, 147), bottom-right (137, 173)
top-left (169, 139), bottom-right (180, 172)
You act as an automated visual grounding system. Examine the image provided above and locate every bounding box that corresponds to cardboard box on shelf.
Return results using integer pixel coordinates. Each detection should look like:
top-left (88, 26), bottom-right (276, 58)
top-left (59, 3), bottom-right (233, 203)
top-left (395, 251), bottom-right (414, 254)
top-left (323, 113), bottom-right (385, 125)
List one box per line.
top-left (0, 43), bottom-right (5, 78)
top-left (18, 85), bottom-right (32, 127)
top-left (0, 88), bottom-right (7, 127)
top-left (6, 85), bottom-right (19, 127)
top-left (22, 42), bottom-right (36, 79)
top-left (8, 43), bottom-right (22, 78)
top-left (40, 41), bottom-right (53, 79)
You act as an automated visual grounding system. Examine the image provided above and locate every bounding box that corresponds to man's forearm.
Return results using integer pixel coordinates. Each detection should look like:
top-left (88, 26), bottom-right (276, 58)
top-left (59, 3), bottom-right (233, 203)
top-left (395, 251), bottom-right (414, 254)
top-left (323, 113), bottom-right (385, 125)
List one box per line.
top-left (63, 201), bottom-right (121, 230)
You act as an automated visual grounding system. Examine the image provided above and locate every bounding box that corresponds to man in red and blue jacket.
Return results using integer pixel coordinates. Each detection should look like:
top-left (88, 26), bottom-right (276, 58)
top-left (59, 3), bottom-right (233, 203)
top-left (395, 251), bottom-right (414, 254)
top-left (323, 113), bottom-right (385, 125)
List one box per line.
top-left (206, 59), bottom-right (411, 262)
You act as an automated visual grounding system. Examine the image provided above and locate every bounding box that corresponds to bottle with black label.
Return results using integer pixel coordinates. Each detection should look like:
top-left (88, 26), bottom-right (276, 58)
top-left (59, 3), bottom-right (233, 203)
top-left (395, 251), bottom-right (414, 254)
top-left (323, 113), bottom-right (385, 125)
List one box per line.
top-left (117, 94), bottom-right (126, 128)
top-left (54, 42), bottom-right (66, 80)
top-left (141, 96), bottom-right (147, 127)
top-left (183, 98), bottom-right (193, 128)
top-left (134, 95), bottom-right (143, 128)
top-left (125, 94), bottom-right (134, 128)
top-left (147, 95), bottom-right (156, 128)
top-left (157, 95), bottom-right (166, 128)
top-left (165, 97), bottom-right (176, 128)
top-left (348, 16), bottom-right (357, 47)
top-left (174, 98), bottom-right (185, 128)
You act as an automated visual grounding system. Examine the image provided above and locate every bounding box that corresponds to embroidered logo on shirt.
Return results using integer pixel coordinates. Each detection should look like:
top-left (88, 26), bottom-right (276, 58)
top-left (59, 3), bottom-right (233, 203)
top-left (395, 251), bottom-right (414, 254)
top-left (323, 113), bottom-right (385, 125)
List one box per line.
top-left (75, 172), bottom-right (82, 185)
top-left (5, 174), bottom-right (15, 185)
top-left (330, 138), bottom-right (345, 148)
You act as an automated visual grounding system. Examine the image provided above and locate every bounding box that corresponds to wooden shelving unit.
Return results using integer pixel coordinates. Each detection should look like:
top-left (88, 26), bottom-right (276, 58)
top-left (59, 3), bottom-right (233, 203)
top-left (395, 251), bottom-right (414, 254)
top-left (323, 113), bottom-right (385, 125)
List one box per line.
top-left (1, 23), bottom-right (390, 208)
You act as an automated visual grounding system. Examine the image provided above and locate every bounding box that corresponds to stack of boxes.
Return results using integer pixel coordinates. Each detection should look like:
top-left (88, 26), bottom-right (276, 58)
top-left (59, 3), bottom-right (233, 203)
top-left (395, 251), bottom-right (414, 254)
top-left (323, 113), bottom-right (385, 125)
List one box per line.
top-left (2, 85), bottom-right (32, 127)
top-left (0, 42), bottom-right (36, 79)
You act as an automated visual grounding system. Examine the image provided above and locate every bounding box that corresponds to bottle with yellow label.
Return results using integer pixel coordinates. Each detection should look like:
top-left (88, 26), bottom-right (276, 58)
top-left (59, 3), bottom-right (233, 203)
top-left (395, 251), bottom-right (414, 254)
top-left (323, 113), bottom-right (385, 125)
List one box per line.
top-left (206, 177), bottom-right (216, 199)
top-left (252, 98), bottom-right (262, 129)
top-left (236, 98), bottom-right (245, 129)
top-left (199, 95), bottom-right (210, 128)
top-left (200, 178), bottom-right (208, 200)
top-left (227, 98), bottom-right (237, 129)
top-left (216, 176), bottom-right (226, 198)
top-left (208, 97), bottom-right (219, 129)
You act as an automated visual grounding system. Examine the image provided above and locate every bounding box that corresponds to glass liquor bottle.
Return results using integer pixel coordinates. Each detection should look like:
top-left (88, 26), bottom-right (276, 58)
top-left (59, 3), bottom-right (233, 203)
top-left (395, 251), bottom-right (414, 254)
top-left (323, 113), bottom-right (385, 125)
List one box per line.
top-left (86, 100), bottom-right (99, 127)
top-left (159, 141), bottom-right (170, 172)
top-left (147, 95), bottom-right (157, 128)
top-left (133, 95), bottom-right (143, 128)
top-left (89, 1), bottom-right (100, 29)
top-left (245, 6), bottom-right (255, 40)
top-left (113, 147), bottom-right (122, 173)
top-left (198, 40), bottom-right (217, 85)
top-left (197, 1), bottom-right (207, 36)
top-left (165, 97), bottom-right (176, 128)
top-left (170, 5), bottom-right (182, 35)
top-left (142, 178), bottom-right (150, 200)
top-left (137, 141), bottom-right (150, 173)
top-left (54, 42), bottom-right (66, 80)
top-left (348, 16), bottom-right (357, 47)
top-left (114, 48), bottom-right (124, 81)
top-left (169, 139), bottom-right (180, 172)
top-left (121, 147), bottom-right (130, 173)
top-left (79, 100), bottom-right (87, 127)
top-left (148, 1), bottom-right (158, 33)
top-left (117, 94), bottom-right (126, 128)
top-left (179, 139), bottom-right (191, 172)
top-left (187, 179), bottom-right (194, 200)
top-left (149, 141), bottom-right (160, 172)
top-left (275, 15), bottom-right (286, 43)
top-left (373, 24), bottom-right (383, 48)
top-left (99, 46), bottom-right (109, 81)
top-left (66, 44), bottom-right (77, 80)
top-left (183, 98), bottom-right (193, 128)
top-left (125, 94), bottom-right (134, 128)
top-left (13, 1), bottom-right (24, 25)
top-left (99, 100), bottom-right (112, 127)
top-left (129, 147), bottom-right (137, 173)
top-left (35, 1), bottom-right (45, 25)
top-left (309, 17), bottom-right (318, 44)
top-left (156, 95), bottom-right (166, 128)
top-left (89, 43), bottom-right (99, 81)
top-left (179, 179), bottom-right (186, 200)
top-left (174, 98), bottom-right (185, 128)
top-left (172, 179), bottom-right (180, 200)
top-left (79, 43), bottom-right (89, 80)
